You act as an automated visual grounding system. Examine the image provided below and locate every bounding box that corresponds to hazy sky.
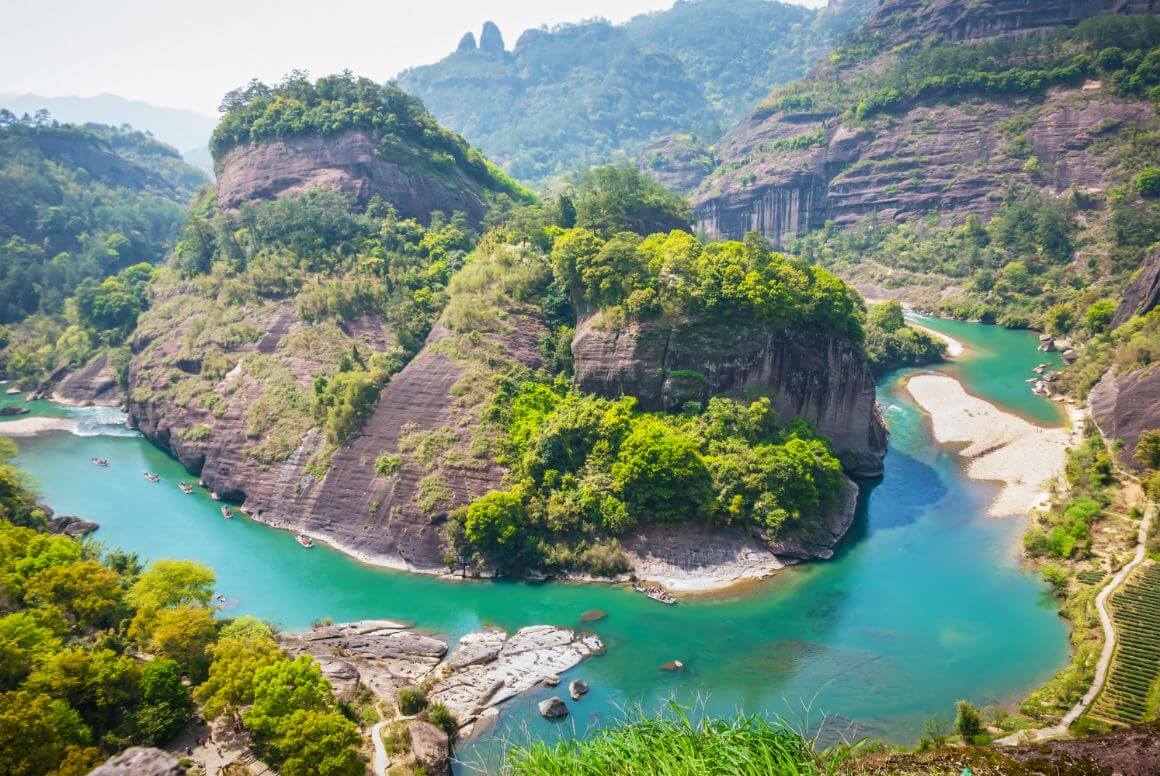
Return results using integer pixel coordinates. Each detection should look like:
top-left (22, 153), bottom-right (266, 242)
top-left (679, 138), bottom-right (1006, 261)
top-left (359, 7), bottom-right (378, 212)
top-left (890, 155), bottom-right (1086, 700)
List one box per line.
top-left (1, 0), bottom-right (824, 116)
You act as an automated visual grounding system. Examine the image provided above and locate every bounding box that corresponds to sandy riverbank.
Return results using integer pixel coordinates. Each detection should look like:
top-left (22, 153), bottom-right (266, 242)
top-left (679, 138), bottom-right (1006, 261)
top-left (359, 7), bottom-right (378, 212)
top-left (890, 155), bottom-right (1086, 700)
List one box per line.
top-left (0, 416), bottom-right (75, 436)
top-left (905, 373), bottom-right (1077, 516)
top-left (911, 323), bottom-right (964, 357)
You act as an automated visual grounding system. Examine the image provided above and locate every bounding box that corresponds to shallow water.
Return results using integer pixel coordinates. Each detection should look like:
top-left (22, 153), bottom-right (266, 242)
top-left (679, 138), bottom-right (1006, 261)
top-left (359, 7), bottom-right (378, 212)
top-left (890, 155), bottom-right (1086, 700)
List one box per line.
top-left (4, 321), bottom-right (1070, 767)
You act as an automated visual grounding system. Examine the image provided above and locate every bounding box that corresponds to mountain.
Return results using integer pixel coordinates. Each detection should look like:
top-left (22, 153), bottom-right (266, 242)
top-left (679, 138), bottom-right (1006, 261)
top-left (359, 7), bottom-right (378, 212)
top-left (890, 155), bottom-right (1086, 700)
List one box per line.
top-left (120, 73), bottom-right (885, 584)
top-left (0, 116), bottom-right (208, 322)
top-left (0, 93), bottom-right (217, 173)
top-left (656, 0), bottom-right (1159, 468)
top-left (396, 0), bottom-right (876, 186)
top-left (208, 73), bottom-right (532, 225)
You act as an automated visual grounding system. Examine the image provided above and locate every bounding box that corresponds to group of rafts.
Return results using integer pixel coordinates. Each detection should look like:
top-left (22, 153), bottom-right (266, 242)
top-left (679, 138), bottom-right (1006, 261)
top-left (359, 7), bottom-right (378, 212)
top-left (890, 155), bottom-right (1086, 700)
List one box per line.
top-left (88, 457), bottom-right (314, 547)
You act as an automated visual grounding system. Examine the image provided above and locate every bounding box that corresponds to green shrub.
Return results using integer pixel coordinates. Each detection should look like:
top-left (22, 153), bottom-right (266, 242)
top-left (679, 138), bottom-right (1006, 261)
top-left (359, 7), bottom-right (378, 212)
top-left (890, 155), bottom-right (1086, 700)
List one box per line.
top-left (425, 702), bottom-right (458, 736)
top-left (397, 686), bottom-right (428, 716)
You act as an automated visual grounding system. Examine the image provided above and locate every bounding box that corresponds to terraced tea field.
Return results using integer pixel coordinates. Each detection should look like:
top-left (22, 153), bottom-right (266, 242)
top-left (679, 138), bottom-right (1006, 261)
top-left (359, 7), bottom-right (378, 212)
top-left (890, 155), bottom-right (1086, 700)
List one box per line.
top-left (1092, 561), bottom-right (1160, 725)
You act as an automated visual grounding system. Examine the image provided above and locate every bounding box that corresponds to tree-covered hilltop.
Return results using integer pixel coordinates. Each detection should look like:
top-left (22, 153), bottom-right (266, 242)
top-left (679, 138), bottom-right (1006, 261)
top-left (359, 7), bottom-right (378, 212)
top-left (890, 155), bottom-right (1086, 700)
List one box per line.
top-left (396, 0), bottom-right (876, 186)
top-left (0, 439), bottom-right (365, 776)
top-left (210, 72), bottom-right (531, 203)
top-left (0, 112), bottom-right (209, 386)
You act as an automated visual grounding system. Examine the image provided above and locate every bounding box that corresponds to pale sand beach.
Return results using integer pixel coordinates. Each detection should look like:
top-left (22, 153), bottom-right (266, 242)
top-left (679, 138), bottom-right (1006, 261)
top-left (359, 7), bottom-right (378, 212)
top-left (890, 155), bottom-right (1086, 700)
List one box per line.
top-left (0, 416), bottom-right (75, 436)
top-left (911, 323), bottom-right (964, 357)
top-left (906, 373), bottom-right (1073, 516)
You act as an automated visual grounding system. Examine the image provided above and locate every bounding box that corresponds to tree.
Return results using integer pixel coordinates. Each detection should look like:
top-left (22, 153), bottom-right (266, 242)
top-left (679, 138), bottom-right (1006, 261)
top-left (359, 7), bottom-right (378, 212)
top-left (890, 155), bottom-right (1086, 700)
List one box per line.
top-left (868, 300), bottom-right (906, 333)
top-left (196, 634), bottom-right (284, 719)
top-left (1084, 299), bottom-right (1116, 333)
top-left (22, 560), bottom-right (122, 629)
top-left (571, 166), bottom-right (692, 236)
top-left (462, 489), bottom-right (526, 567)
top-left (0, 611), bottom-right (61, 690)
top-left (245, 656), bottom-right (333, 738)
top-left (133, 659), bottom-right (194, 745)
top-left (954, 699), bottom-right (983, 741)
top-left (26, 648), bottom-right (140, 735)
top-left (0, 691), bottom-right (90, 776)
top-left (127, 560), bottom-right (214, 638)
top-left (1136, 429), bottom-right (1160, 471)
top-left (611, 417), bottom-right (711, 520)
top-left (145, 605), bottom-right (217, 680)
top-left (267, 708), bottom-right (364, 776)
top-left (1137, 167), bottom-right (1160, 197)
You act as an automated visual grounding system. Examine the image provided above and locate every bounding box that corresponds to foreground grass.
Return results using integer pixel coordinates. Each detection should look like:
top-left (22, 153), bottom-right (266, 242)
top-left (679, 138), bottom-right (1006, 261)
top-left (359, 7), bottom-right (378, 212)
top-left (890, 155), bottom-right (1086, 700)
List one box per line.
top-left (505, 708), bottom-right (861, 776)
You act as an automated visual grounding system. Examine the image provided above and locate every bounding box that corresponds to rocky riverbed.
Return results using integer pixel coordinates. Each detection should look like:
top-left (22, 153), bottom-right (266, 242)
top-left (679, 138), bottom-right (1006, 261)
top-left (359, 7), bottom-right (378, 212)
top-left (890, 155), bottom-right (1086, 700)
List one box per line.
top-left (281, 620), bottom-right (603, 733)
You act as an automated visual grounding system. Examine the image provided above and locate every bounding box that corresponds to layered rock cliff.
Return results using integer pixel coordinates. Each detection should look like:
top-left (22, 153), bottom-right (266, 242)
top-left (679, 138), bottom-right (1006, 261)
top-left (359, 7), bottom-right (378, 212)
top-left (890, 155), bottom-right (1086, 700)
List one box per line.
top-left (215, 130), bottom-right (490, 224)
top-left (1113, 245), bottom-right (1160, 328)
top-left (1089, 366), bottom-right (1160, 472)
top-left (668, 0), bottom-right (1159, 245)
top-left (572, 312), bottom-right (887, 477)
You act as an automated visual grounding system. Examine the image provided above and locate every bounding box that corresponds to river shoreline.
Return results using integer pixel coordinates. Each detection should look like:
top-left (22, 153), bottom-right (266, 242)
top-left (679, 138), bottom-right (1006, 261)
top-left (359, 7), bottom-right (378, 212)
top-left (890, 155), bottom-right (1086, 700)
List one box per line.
top-left (904, 373), bottom-right (1079, 517)
top-left (0, 416), bottom-right (75, 436)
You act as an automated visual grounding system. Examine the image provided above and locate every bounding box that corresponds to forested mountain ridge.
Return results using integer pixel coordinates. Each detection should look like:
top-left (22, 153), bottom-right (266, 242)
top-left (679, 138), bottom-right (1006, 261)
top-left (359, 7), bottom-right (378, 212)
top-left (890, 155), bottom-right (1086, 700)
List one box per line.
top-left (0, 113), bottom-right (208, 386)
top-left (397, 0), bottom-right (876, 186)
top-left (118, 74), bottom-right (892, 581)
top-left (662, 1), bottom-right (1159, 333)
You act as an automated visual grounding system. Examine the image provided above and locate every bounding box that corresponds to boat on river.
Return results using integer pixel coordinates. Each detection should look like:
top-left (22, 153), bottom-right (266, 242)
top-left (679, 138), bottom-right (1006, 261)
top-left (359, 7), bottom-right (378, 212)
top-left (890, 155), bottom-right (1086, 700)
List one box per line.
top-left (178, 482), bottom-right (193, 494)
top-left (296, 534), bottom-right (314, 549)
top-left (143, 472), bottom-right (159, 482)
top-left (633, 582), bottom-right (676, 605)
top-left (90, 457), bottom-right (108, 467)
top-left (220, 506), bottom-right (233, 519)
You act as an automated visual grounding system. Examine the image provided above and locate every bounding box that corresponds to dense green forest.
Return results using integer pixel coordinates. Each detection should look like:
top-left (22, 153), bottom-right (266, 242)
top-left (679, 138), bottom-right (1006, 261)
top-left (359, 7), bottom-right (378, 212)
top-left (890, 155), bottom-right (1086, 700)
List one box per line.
top-left (397, 0), bottom-right (875, 185)
top-left (0, 439), bottom-right (365, 776)
top-left (0, 112), bottom-right (207, 384)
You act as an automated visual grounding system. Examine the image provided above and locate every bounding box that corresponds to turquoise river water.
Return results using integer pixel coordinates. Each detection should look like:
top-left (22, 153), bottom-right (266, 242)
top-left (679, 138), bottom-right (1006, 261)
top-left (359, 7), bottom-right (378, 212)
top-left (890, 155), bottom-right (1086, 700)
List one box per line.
top-left (3, 317), bottom-right (1070, 768)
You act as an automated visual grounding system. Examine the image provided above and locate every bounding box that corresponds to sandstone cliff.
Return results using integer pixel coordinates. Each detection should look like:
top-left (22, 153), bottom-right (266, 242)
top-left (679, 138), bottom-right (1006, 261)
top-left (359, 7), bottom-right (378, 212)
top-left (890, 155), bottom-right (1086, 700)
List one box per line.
top-left (1113, 245), bottom-right (1160, 328)
top-left (215, 130), bottom-right (490, 225)
top-left (52, 351), bottom-right (124, 407)
top-left (689, 87), bottom-right (1155, 245)
top-left (572, 312), bottom-right (887, 477)
top-left (1089, 366), bottom-right (1160, 472)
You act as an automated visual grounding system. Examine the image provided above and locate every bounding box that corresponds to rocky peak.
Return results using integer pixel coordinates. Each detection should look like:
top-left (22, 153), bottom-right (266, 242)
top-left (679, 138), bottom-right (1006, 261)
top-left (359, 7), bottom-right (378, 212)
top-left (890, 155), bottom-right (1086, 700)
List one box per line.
top-left (480, 21), bottom-right (505, 54)
top-left (456, 31), bottom-right (477, 52)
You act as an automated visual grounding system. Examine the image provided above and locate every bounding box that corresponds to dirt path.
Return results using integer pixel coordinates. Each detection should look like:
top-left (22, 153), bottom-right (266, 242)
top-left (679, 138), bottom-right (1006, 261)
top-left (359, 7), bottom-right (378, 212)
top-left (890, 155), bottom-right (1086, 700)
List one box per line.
top-left (997, 500), bottom-right (1155, 745)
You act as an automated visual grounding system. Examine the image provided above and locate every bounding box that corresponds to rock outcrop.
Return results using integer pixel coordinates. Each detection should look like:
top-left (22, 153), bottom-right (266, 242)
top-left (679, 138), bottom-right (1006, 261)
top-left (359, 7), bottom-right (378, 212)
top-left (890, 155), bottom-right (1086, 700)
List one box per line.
top-left (215, 129), bottom-right (491, 225)
top-left (281, 620), bottom-right (602, 731)
top-left (1089, 367), bottom-right (1160, 472)
top-left (53, 351), bottom-right (124, 407)
top-left (47, 514), bottom-right (99, 538)
top-left (691, 89), bottom-right (1155, 244)
top-left (572, 313), bottom-right (887, 476)
top-left (87, 747), bottom-right (183, 776)
top-left (241, 314), bottom-right (548, 572)
top-left (1113, 245), bottom-right (1160, 328)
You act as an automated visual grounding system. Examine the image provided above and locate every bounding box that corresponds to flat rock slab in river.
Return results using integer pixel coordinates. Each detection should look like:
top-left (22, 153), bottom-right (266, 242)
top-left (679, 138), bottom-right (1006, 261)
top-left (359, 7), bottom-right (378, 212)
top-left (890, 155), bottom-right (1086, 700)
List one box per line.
top-left (282, 620), bottom-right (602, 728)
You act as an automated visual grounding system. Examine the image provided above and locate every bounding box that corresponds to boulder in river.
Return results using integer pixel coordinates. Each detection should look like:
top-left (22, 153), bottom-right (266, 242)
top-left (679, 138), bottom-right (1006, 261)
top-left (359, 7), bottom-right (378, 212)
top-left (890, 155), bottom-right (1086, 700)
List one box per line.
top-left (579, 609), bottom-right (606, 623)
top-left (0, 406), bottom-right (29, 416)
top-left (539, 696), bottom-right (569, 719)
top-left (661, 660), bottom-right (685, 671)
top-left (48, 515), bottom-right (99, 538)
top-left (569, 679), bottom-right (589, 700)
top-left (542, 674), bottom-right (561, 687)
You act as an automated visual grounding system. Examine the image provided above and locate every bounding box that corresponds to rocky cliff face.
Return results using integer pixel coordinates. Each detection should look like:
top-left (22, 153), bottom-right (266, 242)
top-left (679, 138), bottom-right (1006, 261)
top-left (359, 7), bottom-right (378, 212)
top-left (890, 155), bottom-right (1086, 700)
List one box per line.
top-left (234, 315), bottom-right (548, 572)
top-left (215, 130), bottom-right (489, 225)
top-left (52, 351), bottom-right (124, 407)
top-left (1113, 245), bottom-right (1160, 328)
top-left (690, 87), bottom-right (1155, 244)
top-left (571, 313), bottom-right (887, 477)
top-left (1089, 366), bottom-right (1160, 472)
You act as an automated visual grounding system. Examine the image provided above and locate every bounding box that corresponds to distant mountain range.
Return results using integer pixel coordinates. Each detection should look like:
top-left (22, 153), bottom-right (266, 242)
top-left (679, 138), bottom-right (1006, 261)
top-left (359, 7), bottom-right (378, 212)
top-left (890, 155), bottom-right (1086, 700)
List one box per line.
top-left (0, 92), bottom-right (216, 174)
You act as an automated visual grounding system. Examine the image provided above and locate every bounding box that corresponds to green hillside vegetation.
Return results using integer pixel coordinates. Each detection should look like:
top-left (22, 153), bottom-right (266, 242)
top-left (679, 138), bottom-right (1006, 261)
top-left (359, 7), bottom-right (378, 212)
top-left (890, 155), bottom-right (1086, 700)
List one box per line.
top-left (0, 438), bottom-right (363, 776)
top-left (0, 112), bottom-right (207, 385)
top-left (863, 300), bottom-right (945, 374)
top-left (397, 0), bottom-right (875, 185)
top-left (211, 72), bottom-right (530, 203)
top-left (136, 187), bottom-right (477, 467)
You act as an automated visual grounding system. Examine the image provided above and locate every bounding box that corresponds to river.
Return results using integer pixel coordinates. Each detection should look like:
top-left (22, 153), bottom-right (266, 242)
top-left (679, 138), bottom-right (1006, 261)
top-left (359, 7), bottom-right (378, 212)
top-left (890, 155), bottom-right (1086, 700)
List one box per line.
top-left (3, 317), bottom-right (1069, 768)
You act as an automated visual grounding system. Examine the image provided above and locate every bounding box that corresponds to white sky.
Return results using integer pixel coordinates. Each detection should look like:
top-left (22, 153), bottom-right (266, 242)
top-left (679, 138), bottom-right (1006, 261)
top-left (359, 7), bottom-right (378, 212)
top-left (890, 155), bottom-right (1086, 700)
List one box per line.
top-left (0, 0), bottom-right (826, 116)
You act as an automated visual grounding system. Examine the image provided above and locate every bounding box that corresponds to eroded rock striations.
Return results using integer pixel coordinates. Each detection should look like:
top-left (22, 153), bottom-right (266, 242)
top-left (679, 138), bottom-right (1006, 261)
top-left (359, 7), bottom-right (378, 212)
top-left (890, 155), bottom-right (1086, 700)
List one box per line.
top-left (87, 747), bottom-right (183, 776)
top-left (572, 313), bottom-right (887, 477)
top-left (1089, 367), bottom-right (1160, 472)
top-left (1113, 245), bottom-right (1160, 328)
top-left (281, 620), bottom-right (602, 732)
top-left (215, 130), bottom-right (491, 225)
